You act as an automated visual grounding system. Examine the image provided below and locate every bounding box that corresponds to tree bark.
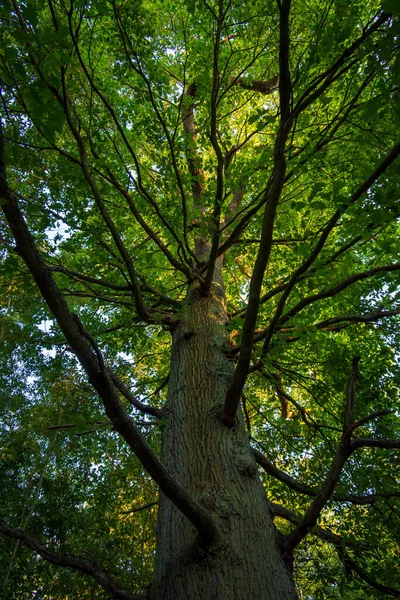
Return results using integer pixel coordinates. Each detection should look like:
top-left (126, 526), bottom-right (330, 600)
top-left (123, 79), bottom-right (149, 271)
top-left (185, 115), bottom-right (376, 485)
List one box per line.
top-left (151, 281), bottom-right (297, 599)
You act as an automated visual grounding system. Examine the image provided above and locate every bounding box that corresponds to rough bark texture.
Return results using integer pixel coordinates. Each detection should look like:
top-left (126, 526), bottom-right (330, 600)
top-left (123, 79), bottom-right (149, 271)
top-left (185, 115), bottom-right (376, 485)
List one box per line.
top-left (151, 278), bottom-right (297, 599)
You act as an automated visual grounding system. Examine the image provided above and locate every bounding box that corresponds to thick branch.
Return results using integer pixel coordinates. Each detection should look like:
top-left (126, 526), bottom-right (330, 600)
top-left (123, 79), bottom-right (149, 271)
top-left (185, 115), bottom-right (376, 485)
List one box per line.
top-left (232, 74), bottom-right (280, 95)
top-left (283, 358), bottom-right (359, 553)
top-left (253, 448), bottom-right (317, 496)
top-left (0, 132), bottom-right (220, 548)
top-left (182, 82), bottom-right (205, 202)
top-left (203, 0), bottom-right (225, 291)
top-left (223, 0), bottom-right (292, 425)
top-left (351, 438), bottom-right (400, 451)
top-left (0, 520), bottom-right (143, 600)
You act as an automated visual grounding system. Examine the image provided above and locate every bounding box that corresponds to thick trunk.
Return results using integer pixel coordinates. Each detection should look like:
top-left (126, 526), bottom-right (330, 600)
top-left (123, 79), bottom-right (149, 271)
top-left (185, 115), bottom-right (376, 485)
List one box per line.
top-left (151, 283), bottom-right (297, 599)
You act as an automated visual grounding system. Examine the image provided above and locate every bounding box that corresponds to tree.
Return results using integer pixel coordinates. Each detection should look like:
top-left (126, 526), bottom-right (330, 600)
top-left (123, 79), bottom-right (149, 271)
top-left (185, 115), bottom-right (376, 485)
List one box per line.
top-left (0, 0), bottom-right (399, 597)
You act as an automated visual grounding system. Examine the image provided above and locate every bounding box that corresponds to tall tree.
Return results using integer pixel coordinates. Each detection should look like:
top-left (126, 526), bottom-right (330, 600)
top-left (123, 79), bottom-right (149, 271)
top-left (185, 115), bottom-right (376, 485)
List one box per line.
top-left (0, 0), bottom-right (399, 598)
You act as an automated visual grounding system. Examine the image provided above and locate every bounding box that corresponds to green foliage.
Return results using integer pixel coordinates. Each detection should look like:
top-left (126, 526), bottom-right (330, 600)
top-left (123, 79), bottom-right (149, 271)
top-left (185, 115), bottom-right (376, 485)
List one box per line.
top-left (0, 0), bottom-right (399, 598)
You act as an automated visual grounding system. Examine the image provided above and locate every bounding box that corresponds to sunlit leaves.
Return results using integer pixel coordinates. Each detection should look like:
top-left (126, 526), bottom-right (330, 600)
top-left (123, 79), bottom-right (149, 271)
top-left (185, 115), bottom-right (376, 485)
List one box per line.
top-left (0, 0), bottom-right (399, 597)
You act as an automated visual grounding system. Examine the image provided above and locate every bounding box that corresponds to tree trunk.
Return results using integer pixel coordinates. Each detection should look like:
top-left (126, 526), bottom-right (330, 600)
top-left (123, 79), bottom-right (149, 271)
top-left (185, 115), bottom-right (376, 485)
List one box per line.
top-left (151, 281), bottom-right (297, 599)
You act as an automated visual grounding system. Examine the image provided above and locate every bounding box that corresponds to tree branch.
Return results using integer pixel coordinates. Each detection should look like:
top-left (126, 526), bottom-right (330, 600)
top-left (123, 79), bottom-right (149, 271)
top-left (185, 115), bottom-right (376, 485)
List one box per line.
top-left (272, 502), bottom-right (400, 597)
top-left (112, 3), bottom-right (194, 263)
top-left (270, 503), bottom-right (359, 548)
top-left (108, 371), bottom-right (163, 418)
top-left (283, 358), bottom-right (359, 553)
top-left (280, 358), bottom-right (400, 554)
top-left (48, 265), bottom-right (131, 292)
top-left (281, 309), bottom-right (400, 341)
top-left (232, 74), bottom-right (280, 95)
top-left (255, 142), bottom-right (400, 357)
top-left (253, 447), bottom-right (400, 505)
top-left (253, 448), bottom-right (317, 496)
top-left (202, 0), bottom-right (225, 291)
top-left (223, 0), bottom-right (293, 425)
top-left (285, 71), bottom-right (376, 184)
top-left (0, 130), bottom-right (220, 548)
top-left (121, 501), bottom-right (158, 515)
top-left (49, 260), bottom-right (181, 311)
top-left (106, 170), bottom-right (194, 280)
top-left (0, 520), bottom-right (144, 600)
top-left (338, 550), bottom-right (400, 598)
top-left (349, 409), bottom-right (395, 434)
top-left (293, 12), bottom-right (391, 116)
top-left (182, 82), bottom-right (205, 203)
top-left (351, 438), bottom-right (400, 451)
top-left (277, 264), bottom-right (400, 327)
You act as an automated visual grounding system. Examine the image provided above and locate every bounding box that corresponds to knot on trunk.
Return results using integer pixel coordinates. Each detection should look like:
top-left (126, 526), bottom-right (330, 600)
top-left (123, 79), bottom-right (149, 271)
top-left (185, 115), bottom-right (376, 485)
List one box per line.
top-left (234, 446), bottom-right (258, 477)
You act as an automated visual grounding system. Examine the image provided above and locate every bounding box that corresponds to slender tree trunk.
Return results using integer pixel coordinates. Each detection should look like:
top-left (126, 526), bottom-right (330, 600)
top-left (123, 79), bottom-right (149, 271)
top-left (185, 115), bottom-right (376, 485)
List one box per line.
top-left (151, 280), bottom-right (297, 599)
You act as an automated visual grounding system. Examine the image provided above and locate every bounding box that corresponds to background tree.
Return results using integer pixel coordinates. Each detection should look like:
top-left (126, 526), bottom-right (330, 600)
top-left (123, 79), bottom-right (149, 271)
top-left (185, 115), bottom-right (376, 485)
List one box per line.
top-left (0, 0), bottom-right (400, 598)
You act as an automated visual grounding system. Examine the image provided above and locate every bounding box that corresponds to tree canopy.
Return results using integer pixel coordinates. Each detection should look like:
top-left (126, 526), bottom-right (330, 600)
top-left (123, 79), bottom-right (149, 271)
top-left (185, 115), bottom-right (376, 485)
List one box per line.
top-left (0, 0), bottom-right (400, 598)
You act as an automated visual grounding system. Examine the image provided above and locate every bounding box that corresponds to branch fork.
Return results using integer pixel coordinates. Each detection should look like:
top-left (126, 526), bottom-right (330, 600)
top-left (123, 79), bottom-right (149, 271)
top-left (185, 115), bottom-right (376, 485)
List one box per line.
top-left (281, 357), bottom-right (399, 555)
